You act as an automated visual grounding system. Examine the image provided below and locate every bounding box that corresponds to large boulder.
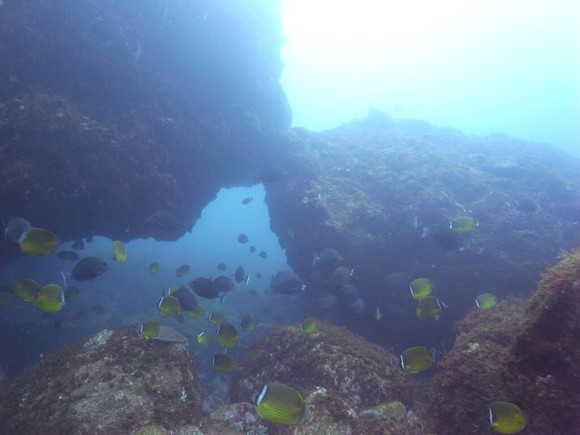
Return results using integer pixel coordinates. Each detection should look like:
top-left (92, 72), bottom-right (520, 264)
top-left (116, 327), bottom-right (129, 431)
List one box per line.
top-left (265, 113), bottom-right (579, 338)
top-left (0, 0), bottom-right (289, 250)
top-left (427, 249), bottom-right (580, 434)
top-left (230, 320), bottom-right (423, 434)
top-left (0, 326), bottom-right (203, 434)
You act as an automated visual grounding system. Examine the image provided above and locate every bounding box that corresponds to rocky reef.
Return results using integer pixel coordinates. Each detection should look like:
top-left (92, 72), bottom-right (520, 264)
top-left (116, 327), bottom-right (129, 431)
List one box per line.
top-left (427, 249), bottom-right (580, 434)
top-left (0, 0), bottom-right (289, 253)
top-left (505, 248), bottom-right (580, 434)
top-left (1, 248), bottom-right (579, 435)
top-left (264, 113), bottom-right (579, 339)
top-left (0, 1), bottom-right (577, 338)
top-left (229, 320), bottom-right (428, 434)
top-left (426, 300), bottom-right (527, 434)
top-left (0, 326), bottom-right (202, 434)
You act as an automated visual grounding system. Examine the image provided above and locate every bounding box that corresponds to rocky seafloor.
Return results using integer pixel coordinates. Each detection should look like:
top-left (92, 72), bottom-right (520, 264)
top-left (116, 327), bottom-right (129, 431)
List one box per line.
top-left (1, 249), bottom-right (579, 434)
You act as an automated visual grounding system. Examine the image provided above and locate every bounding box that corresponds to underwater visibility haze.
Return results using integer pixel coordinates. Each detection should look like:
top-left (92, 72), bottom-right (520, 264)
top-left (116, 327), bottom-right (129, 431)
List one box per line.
top-left (0, 1), bottom-right (579, 434)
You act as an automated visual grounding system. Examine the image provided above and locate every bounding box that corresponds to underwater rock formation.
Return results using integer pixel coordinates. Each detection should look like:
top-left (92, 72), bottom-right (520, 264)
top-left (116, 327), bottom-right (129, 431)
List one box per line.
top-left (426, 301), bottom-right (527, 434)
top-left (426, 249), bottom-right (580, 435)
top-left (230, 320), bottom-right (427, 434)
top-left (264, 112), bottom-right (579, 334)
top-left (0, 326), bottom-right (202, 434)
top-left (0, 0), bottom-right (289, 253)
top-left (504, 248), bottom-right (580, 434)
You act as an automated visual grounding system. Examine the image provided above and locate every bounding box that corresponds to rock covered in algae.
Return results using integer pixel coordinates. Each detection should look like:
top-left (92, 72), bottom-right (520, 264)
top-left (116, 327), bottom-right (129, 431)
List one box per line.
top-left (0, 326), bottom-right (202, 434)
top-left (229, 320), bottom-right (422, 434)
top-left (504, 249), bottom-right (580, 434)
top-left (427, 249), bottom-right (580, 434)
top-left (201, 402), bottom-right (266, 434)
top-left (231, 321), bottom-right (410, 411)
top-left (426, 300), bottom-right (526, 434)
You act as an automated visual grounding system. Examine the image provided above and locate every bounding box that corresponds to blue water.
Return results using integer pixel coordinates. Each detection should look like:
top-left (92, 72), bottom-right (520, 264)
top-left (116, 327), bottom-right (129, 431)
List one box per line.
top-left (0, 184), bottom-right (298, 380)
top-left (282, 0), bottom-right (580, 156)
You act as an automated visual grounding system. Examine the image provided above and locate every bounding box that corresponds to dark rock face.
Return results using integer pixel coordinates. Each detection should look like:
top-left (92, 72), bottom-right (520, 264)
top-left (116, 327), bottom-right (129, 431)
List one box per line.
top-left (0, 326), bottom-right (202, 434)
top-left (0, 0), bottom-right (289, 249)
top-left (264, 114), bottom-right (580, 337)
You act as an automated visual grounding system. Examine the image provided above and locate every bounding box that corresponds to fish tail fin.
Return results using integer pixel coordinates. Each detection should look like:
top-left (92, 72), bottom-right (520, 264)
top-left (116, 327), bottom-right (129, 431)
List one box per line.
top-left (219, 293), bottom-right (228, 305)
top-left (59, 271), bottom-right (68, 288)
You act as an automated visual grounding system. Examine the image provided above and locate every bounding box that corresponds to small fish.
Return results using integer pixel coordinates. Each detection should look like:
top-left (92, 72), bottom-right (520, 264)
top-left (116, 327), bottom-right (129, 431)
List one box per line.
top-left (400, 346), bottom-right (434, 374)
top-left (300, 317), bottom-right (317, 335)
top-left (488, 401), bottom-right (526, 434)
top-left (422, 225), bottom-right (464, 249)
top-left (175, 264), bottom-right (191, 277)
top-left (14, 279), bottom-right (41, 302)
top-left (71, 257), bottom-right (109, 281)
top-left (188, 305), bottom-right (206, 320)
top-left (255, 272), bottom-right (263, 279)
top-left (149, 261), bottom-right (160, 274)
top-left (217, 262), bottom-right (227, 272)
top-left (237, 233), bottom-right (249, 244)
top-left (259, 251), bottom-right (268, 259)
top-left (4, 217), bottom-right (31, 242)
top-left (197, 331), bottom-right (212, 346)
top-left (64, 286), bottom-right (80, 303)
top-left (208, 311), bottom-right (226, 325)
top-left (287, 228), bottom-right (295, 239)
top-left (139, 320), bottom-right (161, 339)
top-left (255, 382), bottom-right (305, 425)
top-left (190, 277), bottom-right (222, 300)
top-left (212, 353), bottom-right (236, 372)
top-left (170, 285), bottom-right (198, 312)
top-left (250, 246), bottom-right (256, 253)
top-left (158, 293), bottom-right (182, 317)
top-left (409, 278), bottom-right (433, 300)
top-left (271, 271), bottom-right (305, 295)
top-left (19, 227), bottom-right (58, 256)
top-left (449, 215), bottom-right (478, 233)
top-left (217, 321), bottom-right (240, 348)
top-left (475, 293), bottom-right (497, 310)
top-left (234, 266), bottom-right (246, 284)
top-left (416, 296), bottom-right (447, 320)
top-left (240, 313), bottom-right (259, 331)
top-left (112, 240), bottom-right (127, 263)
top-left (241, 196), bottom-right (253, 205)
top-left (35, 284), bottom-right (65, 313)
top-left (312, 247), bottom-right (344, 269)
top-left (71, 240), bottom-right (85, 250)
top-left (374, 305), bottom-right (382, 321)
top-left (214, 276), bottom-right (235, 293)
top-left (330, 266), bottom-right (354, 288)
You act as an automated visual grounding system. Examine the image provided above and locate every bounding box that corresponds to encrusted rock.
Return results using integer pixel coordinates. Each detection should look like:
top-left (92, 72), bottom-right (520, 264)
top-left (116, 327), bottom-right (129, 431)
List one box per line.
top-left (0, 326), bottom-right (203, 434)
